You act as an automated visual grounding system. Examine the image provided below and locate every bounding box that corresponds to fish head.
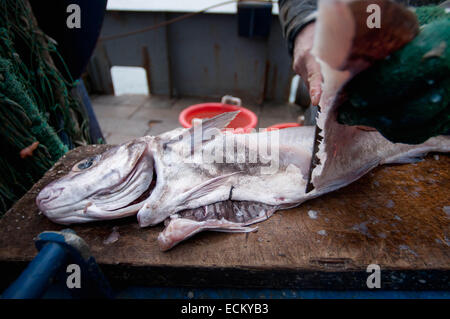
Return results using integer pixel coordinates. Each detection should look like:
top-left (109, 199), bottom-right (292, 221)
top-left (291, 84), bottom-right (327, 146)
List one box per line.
top-left (36, 137), bottom-right (156, 224)
top-left (37, 111), bottom-right (242, 228)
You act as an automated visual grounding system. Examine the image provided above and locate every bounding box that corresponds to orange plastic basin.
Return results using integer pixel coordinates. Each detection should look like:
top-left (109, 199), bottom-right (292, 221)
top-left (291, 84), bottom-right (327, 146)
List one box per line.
top-left (265, 122), bottom-right (301, 131)
top-left (179, 103), bottom-right (258, 133)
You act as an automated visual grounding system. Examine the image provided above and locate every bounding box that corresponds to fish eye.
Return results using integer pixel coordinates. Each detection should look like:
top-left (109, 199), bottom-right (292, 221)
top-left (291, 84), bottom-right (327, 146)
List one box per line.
top-left (73, 155), bottom-right (100, 172)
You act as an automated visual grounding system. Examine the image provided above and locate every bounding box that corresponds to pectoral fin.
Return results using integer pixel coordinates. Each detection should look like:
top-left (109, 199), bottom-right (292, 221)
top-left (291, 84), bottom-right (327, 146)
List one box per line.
top-left (179, 172), bottom-right (241, 203)
top-left (158, 217), bottom-right (257, 251)
top-left (157, 200), bottom-right (280, 251)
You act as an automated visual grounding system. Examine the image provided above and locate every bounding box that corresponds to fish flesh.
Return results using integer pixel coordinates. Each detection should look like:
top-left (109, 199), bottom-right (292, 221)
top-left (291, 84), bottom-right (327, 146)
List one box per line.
top-left (36, 0), bottom-right (450, 250)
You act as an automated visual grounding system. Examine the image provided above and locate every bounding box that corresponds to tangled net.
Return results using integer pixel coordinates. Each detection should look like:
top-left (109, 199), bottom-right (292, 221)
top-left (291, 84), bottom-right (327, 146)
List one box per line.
top-left (0, 0), bottom-right (94, 214)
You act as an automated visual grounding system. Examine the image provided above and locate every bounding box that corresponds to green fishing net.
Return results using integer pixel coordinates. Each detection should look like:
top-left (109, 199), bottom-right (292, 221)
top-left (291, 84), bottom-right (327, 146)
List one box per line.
top-left (0, 0), bottom-right (93, 214)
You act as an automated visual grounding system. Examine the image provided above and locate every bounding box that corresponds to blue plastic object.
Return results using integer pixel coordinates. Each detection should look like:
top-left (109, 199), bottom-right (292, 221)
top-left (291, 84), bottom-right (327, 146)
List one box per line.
top-left (2, 241), bottom-right (68, 298)
top-left (1, 229), bottom-right (112, 299)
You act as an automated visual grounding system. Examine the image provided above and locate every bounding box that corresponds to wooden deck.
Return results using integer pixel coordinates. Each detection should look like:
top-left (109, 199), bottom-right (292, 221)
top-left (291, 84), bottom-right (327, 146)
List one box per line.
top-left (0, 144), bottom-right (448, 290)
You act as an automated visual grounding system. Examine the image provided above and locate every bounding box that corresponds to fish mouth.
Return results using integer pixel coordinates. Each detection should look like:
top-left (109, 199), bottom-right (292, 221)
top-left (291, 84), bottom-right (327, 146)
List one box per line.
top-left (36, 187), bottom-right (64, 209)
top-left (79, 150), bottom-right (158, 222)
top-left (39, 144), bottom-right (158, 224)
top-left (124, 169), bottom-right (156, 207)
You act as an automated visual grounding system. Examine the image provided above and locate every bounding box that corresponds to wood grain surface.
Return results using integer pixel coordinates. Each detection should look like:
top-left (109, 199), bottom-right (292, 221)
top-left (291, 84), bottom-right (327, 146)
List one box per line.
top-left (0, 145), bottom-right (449, 289)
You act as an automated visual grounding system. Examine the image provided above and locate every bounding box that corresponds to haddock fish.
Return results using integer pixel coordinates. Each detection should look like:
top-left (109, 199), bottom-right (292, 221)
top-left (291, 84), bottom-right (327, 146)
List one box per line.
top-left (36, 0), bottom-right (450, 250)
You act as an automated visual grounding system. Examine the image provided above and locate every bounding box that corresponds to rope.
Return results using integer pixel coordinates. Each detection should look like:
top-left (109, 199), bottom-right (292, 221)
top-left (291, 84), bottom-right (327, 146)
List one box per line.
top-left (0, 0), bottom-right (95, 214)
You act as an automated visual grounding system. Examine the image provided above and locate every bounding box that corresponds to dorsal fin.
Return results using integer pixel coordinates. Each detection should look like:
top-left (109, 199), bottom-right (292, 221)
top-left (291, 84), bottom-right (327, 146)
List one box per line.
top-left (187, 110), bottom-right (240, 148)
top-left (187, 110), bottom-right (240, 136)
top-left (164, 111), bottom-right (240, 150)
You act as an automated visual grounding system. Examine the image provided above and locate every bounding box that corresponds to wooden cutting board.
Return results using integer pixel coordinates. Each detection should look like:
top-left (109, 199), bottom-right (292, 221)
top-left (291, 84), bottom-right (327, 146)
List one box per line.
top-left (0, 145), bottom-right (449, 290)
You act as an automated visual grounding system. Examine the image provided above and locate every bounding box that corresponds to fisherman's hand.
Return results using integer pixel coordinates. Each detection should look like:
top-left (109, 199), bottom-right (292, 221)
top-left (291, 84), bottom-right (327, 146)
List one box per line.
top-left (337, 7), bottom-right (450, 144)
top-left (293, 22), bottom-right (322, 106)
